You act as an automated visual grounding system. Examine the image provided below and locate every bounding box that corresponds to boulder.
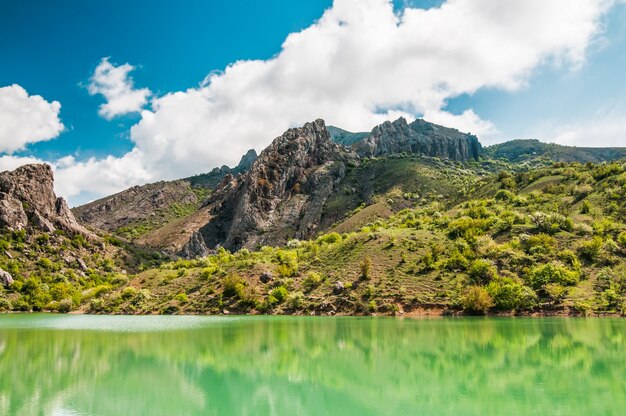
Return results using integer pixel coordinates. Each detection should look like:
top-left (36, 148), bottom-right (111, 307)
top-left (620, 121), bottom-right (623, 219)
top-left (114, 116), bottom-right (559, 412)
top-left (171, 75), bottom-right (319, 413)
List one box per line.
top-left (0, 268), bottom-right (14, 287)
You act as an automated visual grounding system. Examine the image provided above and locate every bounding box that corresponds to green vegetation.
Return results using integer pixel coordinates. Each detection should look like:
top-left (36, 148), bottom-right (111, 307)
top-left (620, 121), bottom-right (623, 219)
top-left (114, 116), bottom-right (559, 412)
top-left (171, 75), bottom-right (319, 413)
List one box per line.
top-left (3, 158), bottom-right (626, 316)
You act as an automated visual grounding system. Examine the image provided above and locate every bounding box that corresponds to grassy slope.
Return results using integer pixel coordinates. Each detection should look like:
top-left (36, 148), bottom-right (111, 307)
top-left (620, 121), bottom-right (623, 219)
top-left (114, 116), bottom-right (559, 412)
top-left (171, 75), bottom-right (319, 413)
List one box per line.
top-left (4, 158), bottom-right (626, 317)
top-left (87, 159), bottom-right (626, 317)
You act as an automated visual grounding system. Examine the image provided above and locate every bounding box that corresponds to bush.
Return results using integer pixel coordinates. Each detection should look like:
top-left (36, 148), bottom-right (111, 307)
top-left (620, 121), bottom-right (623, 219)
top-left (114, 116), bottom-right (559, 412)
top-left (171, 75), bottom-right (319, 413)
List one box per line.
top-left (57, 298), bottom-right (73, 313)
top-left (317, 232), bottom-right (342, 244)
top-left (526, 263), bottom-right (580, 290)
top-left (487, 277), bottom-right (536, 310)
top-left (618, 232), bottom-right (626, 249)
top-left (303, 272), bottom-right (323, 291)
top-left (577, 237), bottom-right (604, 263)
top-left (269, 286), bottom-right (288, 303)
top-left (444, 251), bottom-right (469, 272)
top-left (520, 233), bottom-right (556, 256)
top-left (0, 298), bottom-right (11, 311)
top-left (175, 293), bottom-right (188, 303)
top-left (286, 291), bottom-right (304, 309)
top-left (360, 257), bottom-right (372, 280)
top-left (121, 287), bottom-right (138, 300)
top-left (461, 286), bottom-right (493, 313)
top-left (223, 274), bottom-right (245, 299)
top-left (544, 283), bottom-right (568, 304)
top-left (494, 189), bottom-right (514, 202)
top-left (530, 212), bottom-right (573, 234)
top-left (468, 259), bottom-right (497, 284)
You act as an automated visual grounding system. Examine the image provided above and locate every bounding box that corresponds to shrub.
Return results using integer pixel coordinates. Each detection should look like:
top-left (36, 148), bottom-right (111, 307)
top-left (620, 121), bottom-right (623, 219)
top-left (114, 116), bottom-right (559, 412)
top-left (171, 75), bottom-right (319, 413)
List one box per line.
top-left (468, 259), bottom-right (498, 284)
top-left (520, 233), bottom-right (556, 256)
top-left (303, 271), bottom-right (323, 291)
top-left (270, 286), bottom-right (288, 303)
top-left (530, 212), bottom-right (573, 234)
top-left (223, 274), bottom-right (245, 299)
top-left (487, 277), bottom-right (536, 310)
top-left (580, 200), bottom-right (592, 214)
top-left (494, 189), bottom-right (514, 202)
top-left (461, 286), bottom-right (493, 313)
top-left (175, 293), bottom-right (188, 303)
top-left (286, 291), bottom-right (304, 309)
top-left (317, 232), bottom-right (342, 244)
top-left (0, 298), bottom-right (11, 311)
top-left (577, 237), bottom-right (604, 263)
top-left (618, 232), bottom-right (626, 249)
top-left (558, 249), bottom-right (581, 271)
top-left (57, 298), bottom-right (73, 313)
top-left (526, 263), bottom-right (580, 290)
top-left (121, 287), bottom-right (138, 300)
top-left (544, 283), bottom-right (568, 304)
top-left (444, 251), bottom-right (469, 272)
top-left (360, 257), bottom-right (372, 280)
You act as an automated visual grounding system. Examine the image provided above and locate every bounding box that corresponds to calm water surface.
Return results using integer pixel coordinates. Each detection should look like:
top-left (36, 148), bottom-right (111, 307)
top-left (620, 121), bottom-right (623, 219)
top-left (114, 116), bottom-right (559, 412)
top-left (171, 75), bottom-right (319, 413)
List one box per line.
top-left (0, 315), bottom-right (625, 415)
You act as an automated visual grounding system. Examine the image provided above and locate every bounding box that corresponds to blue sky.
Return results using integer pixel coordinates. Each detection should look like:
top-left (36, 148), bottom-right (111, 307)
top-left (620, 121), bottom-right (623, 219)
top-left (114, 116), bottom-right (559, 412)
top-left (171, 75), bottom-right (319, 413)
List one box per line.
top-left (1, 0), bottom-right (625, 205)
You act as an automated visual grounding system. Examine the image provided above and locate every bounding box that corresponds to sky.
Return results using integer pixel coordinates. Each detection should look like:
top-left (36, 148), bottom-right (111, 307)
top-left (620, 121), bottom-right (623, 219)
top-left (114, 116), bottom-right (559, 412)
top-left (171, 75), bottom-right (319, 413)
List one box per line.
top-left (1, 0), bottom-right (626, 206)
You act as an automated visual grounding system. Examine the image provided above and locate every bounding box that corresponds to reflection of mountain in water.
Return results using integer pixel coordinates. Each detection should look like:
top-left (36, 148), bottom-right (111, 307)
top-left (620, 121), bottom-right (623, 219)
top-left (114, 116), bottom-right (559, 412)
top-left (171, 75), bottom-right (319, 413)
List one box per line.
top-left (0, 317), bottom-right (625, 415)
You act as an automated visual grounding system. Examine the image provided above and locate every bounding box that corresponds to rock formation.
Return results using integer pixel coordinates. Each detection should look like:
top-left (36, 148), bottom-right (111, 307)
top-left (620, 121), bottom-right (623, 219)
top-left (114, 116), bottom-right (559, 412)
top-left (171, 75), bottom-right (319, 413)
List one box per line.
top-left (353, 117), bottom-right (481, 161)
top-left (196, 119), bottom-right (359, 251)
top-left (0, 164), bottom-right (94, 238)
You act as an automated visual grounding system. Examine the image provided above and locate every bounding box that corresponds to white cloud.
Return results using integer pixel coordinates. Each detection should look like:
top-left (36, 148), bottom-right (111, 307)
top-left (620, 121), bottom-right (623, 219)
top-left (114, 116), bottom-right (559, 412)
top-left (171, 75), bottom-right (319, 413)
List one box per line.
top-left (3, 0), bottom-right (619, 204)
top-left (88, 57), bottom-right (151, 119)
top-left (0, 84), bottom-right (64, 153)
top-left (550, 117), bottom-right (626, 147)
top-left (124, 0), bottom-right (613, 175)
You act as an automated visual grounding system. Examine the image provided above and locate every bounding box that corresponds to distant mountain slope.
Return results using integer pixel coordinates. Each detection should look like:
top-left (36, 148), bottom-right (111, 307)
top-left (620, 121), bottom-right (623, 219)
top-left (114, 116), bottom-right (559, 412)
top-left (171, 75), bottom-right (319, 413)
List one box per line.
top-left (485, 139), bottom-right (626, 163)
top-left (327, 126), bottom-right (368, 146)
top-left (73, 150), bottom-right (257, 239)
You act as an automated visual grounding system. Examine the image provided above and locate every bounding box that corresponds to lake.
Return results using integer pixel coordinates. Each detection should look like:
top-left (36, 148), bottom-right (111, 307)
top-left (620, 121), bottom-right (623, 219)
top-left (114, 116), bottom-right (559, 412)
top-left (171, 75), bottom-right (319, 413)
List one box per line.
top-left (0, 315), bottom-right (624, 415)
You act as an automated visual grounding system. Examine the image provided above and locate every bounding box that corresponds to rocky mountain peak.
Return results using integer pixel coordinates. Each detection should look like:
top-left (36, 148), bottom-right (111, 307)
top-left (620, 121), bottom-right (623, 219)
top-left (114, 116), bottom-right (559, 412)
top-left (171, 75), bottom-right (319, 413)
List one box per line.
top-left (0, 164), bottom-right (94, 238)
top-left (236, 149), bottom-right (258, 172)
top-left (353, 117), bottom-right (482, 161)
top-left (188, 119), bottom-right (359, 252)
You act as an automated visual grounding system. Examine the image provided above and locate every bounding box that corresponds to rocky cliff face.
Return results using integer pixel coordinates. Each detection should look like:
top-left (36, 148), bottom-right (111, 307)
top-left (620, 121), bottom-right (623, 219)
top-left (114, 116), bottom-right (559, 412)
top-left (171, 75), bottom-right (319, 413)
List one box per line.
top-left (0, 164), bottom-right (93, 237)
top-left (190, 119), bottom-right (359, 252)
top-left (353, 117), bottom-right (481, 161)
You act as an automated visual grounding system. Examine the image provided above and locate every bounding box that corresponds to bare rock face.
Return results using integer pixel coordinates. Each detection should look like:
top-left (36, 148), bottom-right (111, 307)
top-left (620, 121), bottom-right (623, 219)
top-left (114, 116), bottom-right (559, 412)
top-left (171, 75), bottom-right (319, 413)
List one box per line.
top-left (197, 119), bottom-right (359, 251)
top-left (0, 192), bottom-right (28, 230)
top-left (353, 117), bottom-right (481, 161)
top-left (0, 164), bottom-right (94, 238)
top-left (0, 267), bottom-right (13, 287)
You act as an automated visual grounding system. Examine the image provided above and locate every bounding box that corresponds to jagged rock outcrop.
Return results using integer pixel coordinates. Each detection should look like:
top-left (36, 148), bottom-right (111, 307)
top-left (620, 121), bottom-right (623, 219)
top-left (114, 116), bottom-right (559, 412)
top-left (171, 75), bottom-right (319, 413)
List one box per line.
top-left (196, 119), bottom-right (359, 251)
top-left (0, 164), bottom-right (94, 238)
top-left (353, 117), bottom-right (481, 161)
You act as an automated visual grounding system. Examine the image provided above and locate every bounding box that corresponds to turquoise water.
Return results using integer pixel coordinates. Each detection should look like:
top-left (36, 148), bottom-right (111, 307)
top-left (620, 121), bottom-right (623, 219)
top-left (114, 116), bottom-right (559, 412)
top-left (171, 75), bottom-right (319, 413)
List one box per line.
top-left (0, 315), bottom-right (625, 415)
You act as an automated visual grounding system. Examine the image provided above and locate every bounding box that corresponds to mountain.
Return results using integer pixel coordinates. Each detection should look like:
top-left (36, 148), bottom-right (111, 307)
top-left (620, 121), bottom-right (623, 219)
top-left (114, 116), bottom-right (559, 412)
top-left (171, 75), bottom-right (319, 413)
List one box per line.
top-left (352, 117), bottom-right (481, 161)
top-left (73, 149), bottom-right (257, 239)
top-left (327, 126), bottom-right (369, 146)
top-left (188, 119), bottom-right (359, 253)
top-left (485, 139), bottom-right (626, 163)
top-left (3, 118), bottom-right (626, 317)
top-left (0, 164), bottom-right (93, 238)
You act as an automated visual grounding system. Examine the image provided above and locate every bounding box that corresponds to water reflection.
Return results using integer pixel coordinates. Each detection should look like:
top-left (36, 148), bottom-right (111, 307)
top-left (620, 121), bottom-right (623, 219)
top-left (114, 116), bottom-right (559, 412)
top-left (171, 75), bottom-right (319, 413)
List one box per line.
top-left (0, 316), bottom-right (625, 416)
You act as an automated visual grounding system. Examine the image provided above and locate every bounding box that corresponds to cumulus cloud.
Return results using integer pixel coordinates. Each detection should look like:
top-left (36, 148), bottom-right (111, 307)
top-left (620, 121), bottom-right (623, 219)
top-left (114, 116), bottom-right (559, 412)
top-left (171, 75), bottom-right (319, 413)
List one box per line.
top-left (550, 116), bottom-right (626, 147)
top-left (125, 0), bottom-right (613, 176)
top-left (2, 0), bottom-right (619, 204)
top-left (88, 57), bottom-right (151, 119)
top-left (0, 84), bottom-right (64, 153)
